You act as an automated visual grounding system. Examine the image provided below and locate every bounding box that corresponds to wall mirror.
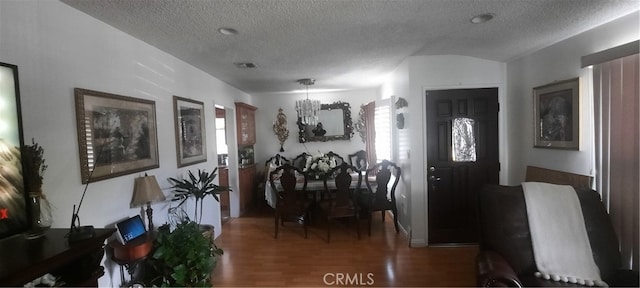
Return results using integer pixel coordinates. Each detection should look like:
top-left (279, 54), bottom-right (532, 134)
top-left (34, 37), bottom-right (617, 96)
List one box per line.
top-left (297, 101), bottom-right (353, 142)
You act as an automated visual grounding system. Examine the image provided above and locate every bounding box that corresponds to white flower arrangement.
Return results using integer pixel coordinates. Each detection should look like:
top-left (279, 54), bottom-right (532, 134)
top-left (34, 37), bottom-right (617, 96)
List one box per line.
top-left (303, 152), bottom-right (337, 178)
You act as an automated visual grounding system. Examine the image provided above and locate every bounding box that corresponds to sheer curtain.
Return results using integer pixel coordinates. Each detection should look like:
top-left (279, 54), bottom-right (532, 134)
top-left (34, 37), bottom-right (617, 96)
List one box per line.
top-left (592, 52), bottom-right (639, 271)
top-left (364, 101), bottom-right (376, 166)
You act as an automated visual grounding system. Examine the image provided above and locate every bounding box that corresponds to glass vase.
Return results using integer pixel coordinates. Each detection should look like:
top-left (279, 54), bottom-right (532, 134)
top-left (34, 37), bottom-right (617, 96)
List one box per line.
top-left (25, 192), bottom-right (53, 239)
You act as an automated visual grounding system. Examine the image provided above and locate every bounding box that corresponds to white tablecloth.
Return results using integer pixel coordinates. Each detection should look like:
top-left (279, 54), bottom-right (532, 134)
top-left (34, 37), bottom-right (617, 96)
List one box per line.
top-left (264, 173), bottom-right (391, 208)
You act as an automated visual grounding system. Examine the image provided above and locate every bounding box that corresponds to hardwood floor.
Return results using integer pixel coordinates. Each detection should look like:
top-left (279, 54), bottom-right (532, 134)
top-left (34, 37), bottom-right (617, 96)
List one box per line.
top-left (211, 205), bottom-right (479, 287)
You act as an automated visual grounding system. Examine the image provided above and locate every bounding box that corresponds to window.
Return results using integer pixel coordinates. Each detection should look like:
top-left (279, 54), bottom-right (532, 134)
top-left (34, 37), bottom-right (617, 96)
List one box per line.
top-left (215, 117), bottom-right (228, 155)
top-left (374, 99), bottom-right (391, 163)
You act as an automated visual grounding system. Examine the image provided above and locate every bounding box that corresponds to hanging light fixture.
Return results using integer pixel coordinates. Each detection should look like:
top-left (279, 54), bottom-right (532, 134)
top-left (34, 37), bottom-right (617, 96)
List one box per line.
top-left (295, 78), bottom-right (321, 125)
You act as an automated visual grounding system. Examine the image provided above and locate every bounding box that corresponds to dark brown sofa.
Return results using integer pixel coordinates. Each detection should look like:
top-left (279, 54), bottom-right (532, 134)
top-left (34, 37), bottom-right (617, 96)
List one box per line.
top-left (476, 184), bottom-right (639, 287)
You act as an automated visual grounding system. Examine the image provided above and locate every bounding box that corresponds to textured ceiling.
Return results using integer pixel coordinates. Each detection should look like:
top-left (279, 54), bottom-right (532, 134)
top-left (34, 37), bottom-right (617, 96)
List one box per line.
top-left (61, 0), bottom-right (639, 94)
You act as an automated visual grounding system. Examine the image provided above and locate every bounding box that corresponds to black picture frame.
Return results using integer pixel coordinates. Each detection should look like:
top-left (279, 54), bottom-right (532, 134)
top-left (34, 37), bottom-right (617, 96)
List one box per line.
top-left (74, 88), bottom-right (160, 183)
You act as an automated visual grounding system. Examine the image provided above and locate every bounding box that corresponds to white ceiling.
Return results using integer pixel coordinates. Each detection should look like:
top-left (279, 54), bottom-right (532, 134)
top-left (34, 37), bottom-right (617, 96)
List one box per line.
top-left (60, 0), bottom-right (639, 95)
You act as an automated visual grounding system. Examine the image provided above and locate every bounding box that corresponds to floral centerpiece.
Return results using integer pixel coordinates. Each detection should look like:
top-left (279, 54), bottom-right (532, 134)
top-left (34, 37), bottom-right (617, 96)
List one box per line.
top-left (303, 152), bottom-right (337, 179)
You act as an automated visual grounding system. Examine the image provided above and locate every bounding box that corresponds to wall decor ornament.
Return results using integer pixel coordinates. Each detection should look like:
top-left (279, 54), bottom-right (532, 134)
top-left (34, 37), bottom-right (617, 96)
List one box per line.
top-left (173, 96), bottom-right (207, 167)
top-left (533, 78), bottom-right (580, 150)
top-left (74, 88), bottom-right (159, 183)
top-left (272, 108), bottom-right (289, 152)
top-left (354, 104), bottom-right (366, 143)
top-left (395, 97), bottom-right (408, 109)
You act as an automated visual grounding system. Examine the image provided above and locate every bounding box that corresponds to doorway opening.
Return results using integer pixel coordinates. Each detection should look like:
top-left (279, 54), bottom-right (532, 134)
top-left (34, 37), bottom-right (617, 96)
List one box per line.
top-left (215, 106), bottom-right (231, 224)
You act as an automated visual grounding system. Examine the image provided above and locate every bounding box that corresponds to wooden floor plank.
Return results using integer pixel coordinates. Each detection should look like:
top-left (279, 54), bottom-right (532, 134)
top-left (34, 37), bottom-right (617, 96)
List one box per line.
top-left (212, 206), bottom-right (478, 287)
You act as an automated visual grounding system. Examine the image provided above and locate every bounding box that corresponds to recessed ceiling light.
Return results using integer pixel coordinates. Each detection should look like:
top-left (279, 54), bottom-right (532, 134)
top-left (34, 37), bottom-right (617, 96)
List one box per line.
top-left (218, 27), bottom-right (238, 35)
top-left (234, 62), bottom-right (257, 68)
top-left (470, 13), bottom-right (495, 24)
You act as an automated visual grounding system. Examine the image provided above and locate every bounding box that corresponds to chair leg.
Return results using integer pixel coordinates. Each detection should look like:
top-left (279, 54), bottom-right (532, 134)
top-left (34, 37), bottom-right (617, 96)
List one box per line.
top-left (381, 210), bottom-right (385, 222)
top-left (368, 212), bottom-right (372, 236)
top-left (392, 208), bottom-right (399, 233)
top-left (303, 212), bottom-right (309, 239)
top-left (327, 218), bottom-right (331, 243)
top-left (274, 214), bottom-right (279, 239)
top-left (355, 214), bottom-right (361, 240)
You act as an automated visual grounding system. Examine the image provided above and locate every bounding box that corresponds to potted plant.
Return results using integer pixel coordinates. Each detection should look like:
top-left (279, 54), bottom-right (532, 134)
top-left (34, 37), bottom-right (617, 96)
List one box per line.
top-left (21, 139), bottom-right (52, 237)
top-left (147, 220), bottom-right (223, 287)
top-left (167, 168), bottom-right (230, 225)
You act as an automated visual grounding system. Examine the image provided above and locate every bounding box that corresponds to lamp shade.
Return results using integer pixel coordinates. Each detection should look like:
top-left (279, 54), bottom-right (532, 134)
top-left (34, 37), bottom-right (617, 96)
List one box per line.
top-left (131, 175), bottom-right (166, 208)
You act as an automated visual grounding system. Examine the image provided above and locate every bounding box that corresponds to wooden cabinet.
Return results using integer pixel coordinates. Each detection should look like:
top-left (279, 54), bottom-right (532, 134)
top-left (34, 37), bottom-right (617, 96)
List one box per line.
top-left (0, 228), bottom-right (115, 287)
top-left (238, 165), bottom-right (256, 215)
top-left (235, 102), bottom-right (257, 215)
top-left (235, 102), bottom-right (257, 146)
top-left (218, 166), bottom-right (230, 210)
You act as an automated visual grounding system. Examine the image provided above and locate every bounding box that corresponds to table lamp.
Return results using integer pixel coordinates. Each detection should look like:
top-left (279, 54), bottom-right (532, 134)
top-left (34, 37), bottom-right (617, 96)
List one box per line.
top-left (131, 174), bottom-right (166, 231)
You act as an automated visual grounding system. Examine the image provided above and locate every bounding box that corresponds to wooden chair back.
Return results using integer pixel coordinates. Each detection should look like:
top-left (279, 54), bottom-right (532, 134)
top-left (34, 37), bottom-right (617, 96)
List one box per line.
top-left (348, 150), bottom-right (368, 170)
top-left (292, 152), bottom-right (311, 171)
top-left (326, 151), bottom-right (345, 166)
top-left (269, 163), bottom-right (307, 208)
top-left (324, 163), bottom-right (361, 210)
top-left (264, 154), bottom-right (290, 182)
top-left (365, 160), bottom-right (401, 204)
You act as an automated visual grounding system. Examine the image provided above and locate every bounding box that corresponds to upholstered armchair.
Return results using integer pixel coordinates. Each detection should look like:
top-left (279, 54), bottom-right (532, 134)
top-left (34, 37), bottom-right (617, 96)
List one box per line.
top-left (476, 184), bottom-right (638, 287)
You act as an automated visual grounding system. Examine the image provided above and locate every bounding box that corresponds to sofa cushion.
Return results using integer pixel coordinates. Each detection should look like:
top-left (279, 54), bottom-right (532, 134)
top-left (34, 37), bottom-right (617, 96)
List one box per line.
top-left (479, 184), bottom-right (536, 276)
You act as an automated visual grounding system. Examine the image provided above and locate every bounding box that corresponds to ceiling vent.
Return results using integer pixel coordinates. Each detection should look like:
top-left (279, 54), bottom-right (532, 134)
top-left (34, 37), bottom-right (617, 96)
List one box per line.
top-left (234, 62), bottom-right (257, 69)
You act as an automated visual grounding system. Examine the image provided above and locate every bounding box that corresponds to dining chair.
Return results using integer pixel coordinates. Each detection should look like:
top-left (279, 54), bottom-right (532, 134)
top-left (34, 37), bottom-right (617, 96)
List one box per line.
top-left (360, 160), bottom-right (401, 235)
top-left (292, 152), bottom-right (311, 171)
top-left (319, 162), bottom-right (362, 242)
top-left (269, 163), bottom-right (311, 239)
top-left (348, 150), bottom-right (368, 171)
top-left (259, 154), bottom-right (290, 207)
top-left (325, 151), bottom-right (345, 166)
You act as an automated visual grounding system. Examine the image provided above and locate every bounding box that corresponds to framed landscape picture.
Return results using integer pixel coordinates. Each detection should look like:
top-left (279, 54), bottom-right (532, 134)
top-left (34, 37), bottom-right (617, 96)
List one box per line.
top-left (533, 78), bottom-right (580, 150)
top-left (173, 96), bottom-right (207, 167)
top-left (74, 88), bottom-right (159, 183)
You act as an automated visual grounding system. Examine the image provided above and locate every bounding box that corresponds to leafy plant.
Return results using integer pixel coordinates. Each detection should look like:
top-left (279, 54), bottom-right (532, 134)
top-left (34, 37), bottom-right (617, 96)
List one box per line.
top-left (21, 139), bottom-right (48, 193)
top-left (168, 168), bottom-right (230, 224)
top-left (147, 221), bottom-right (223, 287)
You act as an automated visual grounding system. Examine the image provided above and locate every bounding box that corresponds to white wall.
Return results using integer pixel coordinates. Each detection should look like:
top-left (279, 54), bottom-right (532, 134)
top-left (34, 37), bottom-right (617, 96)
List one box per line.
top-left (0, 1), bottom-right (250, 286)
top-left (379, 61), bottom-right (412, 236)
top-left (252, 89), bottom-right (377, 173)
top-left (506, 11), bottom-right (640, 184)
top-left (383, 55), bottom-right (507, 246)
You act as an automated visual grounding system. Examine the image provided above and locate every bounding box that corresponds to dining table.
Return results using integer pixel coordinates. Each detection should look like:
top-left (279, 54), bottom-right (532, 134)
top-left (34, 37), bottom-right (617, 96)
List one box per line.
top-left (264, 172), bottom-right (392, 209)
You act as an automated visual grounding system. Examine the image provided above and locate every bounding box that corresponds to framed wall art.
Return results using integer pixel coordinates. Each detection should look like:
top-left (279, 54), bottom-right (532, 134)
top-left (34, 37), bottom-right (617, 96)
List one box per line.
top-left (533, 78), bottom-right (580, 150)
top-left (173, 96), bottom-right (207, 167)
top-left (74, 88), bottom-right (159, 183)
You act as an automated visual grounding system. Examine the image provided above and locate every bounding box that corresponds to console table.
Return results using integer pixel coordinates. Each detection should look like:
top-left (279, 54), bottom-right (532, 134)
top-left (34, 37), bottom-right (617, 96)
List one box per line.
top-left (0, 228), bottom-right (115, 287)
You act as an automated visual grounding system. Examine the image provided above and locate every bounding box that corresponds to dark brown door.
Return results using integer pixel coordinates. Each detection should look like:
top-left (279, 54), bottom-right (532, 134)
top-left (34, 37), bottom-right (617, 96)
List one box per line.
top-left (426, 88), bottom-right (499, 245)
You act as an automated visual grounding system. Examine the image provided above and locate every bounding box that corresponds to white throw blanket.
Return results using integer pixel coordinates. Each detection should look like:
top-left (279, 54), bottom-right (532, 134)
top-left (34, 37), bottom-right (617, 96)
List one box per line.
top-left (522, 182), bottom-right (606, 287)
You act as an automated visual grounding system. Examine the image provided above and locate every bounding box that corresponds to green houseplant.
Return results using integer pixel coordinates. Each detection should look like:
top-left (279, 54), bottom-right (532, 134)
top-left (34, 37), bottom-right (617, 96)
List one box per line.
top-left (167, 168), bottom-right (230, 224)
top-left (145, 169), bottom-right (228, 286)
top-left (147, 220), bottom-right (223, 287)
